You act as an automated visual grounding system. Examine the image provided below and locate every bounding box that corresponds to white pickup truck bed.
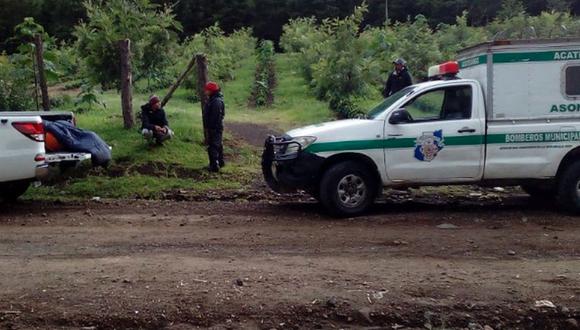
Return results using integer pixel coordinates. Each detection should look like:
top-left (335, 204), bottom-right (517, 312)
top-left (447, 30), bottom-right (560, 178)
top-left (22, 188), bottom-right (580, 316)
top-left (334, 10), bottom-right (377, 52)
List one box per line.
top-left (0, 111), bottom-right (91, 201)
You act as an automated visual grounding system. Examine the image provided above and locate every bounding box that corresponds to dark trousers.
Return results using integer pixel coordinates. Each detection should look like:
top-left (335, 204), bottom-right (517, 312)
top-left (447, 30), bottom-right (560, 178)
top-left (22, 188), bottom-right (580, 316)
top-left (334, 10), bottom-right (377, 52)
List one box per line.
top-left (207, 129), bottom-right (224, 169)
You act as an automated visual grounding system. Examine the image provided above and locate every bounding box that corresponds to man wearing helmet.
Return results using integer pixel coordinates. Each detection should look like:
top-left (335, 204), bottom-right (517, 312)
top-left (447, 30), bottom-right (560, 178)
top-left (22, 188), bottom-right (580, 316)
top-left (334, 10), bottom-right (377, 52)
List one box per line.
top-left (383, 58), bottom-right (413, 98)
top-left (203, 82), bottom-right (226, 173)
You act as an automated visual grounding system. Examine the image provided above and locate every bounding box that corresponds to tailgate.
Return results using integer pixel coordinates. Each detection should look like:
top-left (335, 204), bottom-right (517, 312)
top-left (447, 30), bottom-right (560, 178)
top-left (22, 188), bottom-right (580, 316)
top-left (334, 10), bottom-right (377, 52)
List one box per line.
top-left (45, 152), bottom-right (91, 164)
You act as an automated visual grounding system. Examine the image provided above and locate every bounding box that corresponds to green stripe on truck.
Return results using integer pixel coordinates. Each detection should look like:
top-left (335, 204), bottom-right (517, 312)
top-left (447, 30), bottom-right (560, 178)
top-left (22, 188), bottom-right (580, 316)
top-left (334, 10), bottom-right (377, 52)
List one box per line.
top-left (306, 135), bottom-right (485, 153)
top-left (459, 55), bottom-right (487, 68)
top-left (460, 50), bottom-right (580, 67)
top-left (305, 132), bottom-right (580, 153)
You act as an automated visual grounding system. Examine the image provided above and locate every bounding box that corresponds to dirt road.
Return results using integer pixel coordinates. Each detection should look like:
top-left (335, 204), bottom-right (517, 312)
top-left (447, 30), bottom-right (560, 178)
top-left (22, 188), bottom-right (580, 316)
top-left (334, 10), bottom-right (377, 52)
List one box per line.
top-left (0, 193), bottom-right (579, 329)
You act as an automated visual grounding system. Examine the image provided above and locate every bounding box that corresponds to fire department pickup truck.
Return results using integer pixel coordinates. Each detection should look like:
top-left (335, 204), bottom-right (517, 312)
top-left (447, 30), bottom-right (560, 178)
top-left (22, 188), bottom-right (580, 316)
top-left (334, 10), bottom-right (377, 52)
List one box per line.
top-left (263, 38), bottom-right (580, 216)
top-left (0, 112), bottom-right (91, 201)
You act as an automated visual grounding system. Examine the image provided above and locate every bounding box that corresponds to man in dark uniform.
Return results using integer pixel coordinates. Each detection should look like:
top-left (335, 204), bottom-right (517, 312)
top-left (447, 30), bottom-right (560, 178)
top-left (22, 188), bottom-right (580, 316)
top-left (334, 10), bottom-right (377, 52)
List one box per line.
top-left (202, 82), bottom-right (225, 172)
top-left (383, 58), bottom-right (413, 98)
top-left (141, 95), bottom-right (174, 145)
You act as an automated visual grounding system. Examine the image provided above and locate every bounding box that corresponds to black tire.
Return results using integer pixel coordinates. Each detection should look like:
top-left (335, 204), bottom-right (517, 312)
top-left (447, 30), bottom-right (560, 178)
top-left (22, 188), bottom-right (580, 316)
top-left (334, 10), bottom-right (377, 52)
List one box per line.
top-left (557, 161), bottom-right (580, 213)
top-left (306, 186), bottom-right (321, 202)
top-left (319, 161), bottom-right (378, 217)
top-left (0, 180), bottom-right (31, 202)
top-left (521, 183), bottom-right (556, 201)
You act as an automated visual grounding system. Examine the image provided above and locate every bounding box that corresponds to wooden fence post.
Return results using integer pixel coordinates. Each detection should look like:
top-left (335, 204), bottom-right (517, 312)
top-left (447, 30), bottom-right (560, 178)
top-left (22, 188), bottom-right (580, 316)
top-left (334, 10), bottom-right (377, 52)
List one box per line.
top-left (196, 54), bottom-right (209, 143)
top-left (34, 34), bottom-right (50, 111)
top-left (196, 54), bottom-right (209, 113)
top-left (161, 55), bottom-right (196, 108)
top-left (119, 39), bottom-right (134, 129)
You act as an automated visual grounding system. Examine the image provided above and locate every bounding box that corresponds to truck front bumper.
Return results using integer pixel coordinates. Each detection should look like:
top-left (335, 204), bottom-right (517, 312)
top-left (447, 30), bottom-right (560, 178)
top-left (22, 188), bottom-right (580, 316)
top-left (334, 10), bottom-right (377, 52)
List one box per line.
top-left (261, 136), bottom-right (325, 193)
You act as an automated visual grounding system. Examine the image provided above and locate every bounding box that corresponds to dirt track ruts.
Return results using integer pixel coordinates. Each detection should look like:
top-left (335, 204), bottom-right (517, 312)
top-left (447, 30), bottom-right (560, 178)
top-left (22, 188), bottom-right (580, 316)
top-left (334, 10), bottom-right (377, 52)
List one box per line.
top-left (0, 195), bottom-right (579, 329)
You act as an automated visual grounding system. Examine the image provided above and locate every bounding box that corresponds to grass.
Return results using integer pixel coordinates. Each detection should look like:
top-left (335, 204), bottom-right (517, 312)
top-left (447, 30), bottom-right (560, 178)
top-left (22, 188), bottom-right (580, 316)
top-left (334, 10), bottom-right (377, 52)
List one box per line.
top-left (25, 54), bottom-right (333, 200)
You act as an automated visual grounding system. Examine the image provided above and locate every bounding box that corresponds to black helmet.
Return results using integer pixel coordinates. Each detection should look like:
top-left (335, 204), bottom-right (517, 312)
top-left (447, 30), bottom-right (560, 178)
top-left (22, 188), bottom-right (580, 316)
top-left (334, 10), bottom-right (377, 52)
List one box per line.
top-left (393, 58), bottom-right (407, 66)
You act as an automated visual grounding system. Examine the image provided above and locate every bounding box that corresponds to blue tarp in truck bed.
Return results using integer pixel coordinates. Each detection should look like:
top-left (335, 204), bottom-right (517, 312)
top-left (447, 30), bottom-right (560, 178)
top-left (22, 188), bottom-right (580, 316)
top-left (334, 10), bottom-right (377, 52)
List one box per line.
top-left (45, 120), bottom-right (111, 167)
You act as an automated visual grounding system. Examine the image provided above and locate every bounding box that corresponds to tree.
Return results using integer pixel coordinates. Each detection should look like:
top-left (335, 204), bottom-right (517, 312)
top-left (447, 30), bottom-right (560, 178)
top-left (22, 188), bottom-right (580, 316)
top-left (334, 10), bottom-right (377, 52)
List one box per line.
top-left (249, 40), bottom-right (277, 107)
top-left (436, 12), bottom-right (488, 59)
top-left (74, 0), bottom-right (182, 89)
top-left (547, 0), bottom-right (573, 12)
top-left (498, 0), bottom-right (526, 20)
top-left (391, 15), bottom-right (442, 79)
top-left (2, 0), bottom-right (580, 53)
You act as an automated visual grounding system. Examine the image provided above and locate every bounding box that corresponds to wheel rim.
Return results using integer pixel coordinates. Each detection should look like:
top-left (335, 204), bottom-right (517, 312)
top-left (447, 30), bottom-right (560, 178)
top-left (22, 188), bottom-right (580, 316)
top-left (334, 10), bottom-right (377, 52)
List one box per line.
top-left (337, 174), bottom-right (367, 208)
top-left (576, 180), bottom-right (580, 200)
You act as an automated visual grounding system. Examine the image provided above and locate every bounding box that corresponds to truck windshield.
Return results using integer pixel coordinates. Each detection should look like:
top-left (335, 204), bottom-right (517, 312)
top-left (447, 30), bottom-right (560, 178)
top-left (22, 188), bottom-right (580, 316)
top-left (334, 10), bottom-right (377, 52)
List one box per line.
top-left (367, 86), bottom-right (416, 119)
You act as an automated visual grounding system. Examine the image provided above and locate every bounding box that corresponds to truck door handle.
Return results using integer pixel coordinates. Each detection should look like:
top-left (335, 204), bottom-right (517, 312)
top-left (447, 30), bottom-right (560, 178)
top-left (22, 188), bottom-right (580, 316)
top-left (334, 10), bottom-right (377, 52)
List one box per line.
top-left (0, 119), bottom-right (7, 124)
top-left (387, 134), bottom-right (403, 137)
top-left (458, 128), bottom-right (476, 133)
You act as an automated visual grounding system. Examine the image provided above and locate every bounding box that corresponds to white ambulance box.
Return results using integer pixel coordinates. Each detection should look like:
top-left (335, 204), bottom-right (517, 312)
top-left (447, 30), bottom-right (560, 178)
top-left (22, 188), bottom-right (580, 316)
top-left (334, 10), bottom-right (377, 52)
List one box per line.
top-left (457, 38), bottom-right (580, 121)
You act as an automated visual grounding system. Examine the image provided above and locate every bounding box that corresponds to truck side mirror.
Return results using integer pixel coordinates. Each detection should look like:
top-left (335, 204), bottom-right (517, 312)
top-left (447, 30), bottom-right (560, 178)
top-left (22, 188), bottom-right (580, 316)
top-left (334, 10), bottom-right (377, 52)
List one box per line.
top-left (389, 109), bottom-right (412, 125)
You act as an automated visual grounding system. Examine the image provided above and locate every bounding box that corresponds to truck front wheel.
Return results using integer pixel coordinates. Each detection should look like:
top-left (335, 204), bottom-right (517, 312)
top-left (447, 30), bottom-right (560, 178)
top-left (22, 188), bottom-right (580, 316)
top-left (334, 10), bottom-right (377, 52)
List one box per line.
top-left (0, 180), bottom-right (31, 202)
top-left (319, 161), bottom-right (377, 217)
top-left (521, 183), bottom-right (556, 201)
top-left (557, 161), bottom-right (580, 213)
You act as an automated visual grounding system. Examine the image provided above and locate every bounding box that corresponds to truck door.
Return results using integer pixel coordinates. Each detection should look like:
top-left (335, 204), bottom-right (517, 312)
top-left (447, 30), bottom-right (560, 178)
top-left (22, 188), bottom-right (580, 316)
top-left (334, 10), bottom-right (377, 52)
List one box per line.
top-left (384, 84), bottom-right (485, 183)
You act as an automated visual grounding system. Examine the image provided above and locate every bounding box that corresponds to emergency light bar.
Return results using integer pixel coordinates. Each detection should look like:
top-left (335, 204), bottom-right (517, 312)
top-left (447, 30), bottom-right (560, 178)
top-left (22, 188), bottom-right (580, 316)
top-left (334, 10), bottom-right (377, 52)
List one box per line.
top-left (428, 61), bottom-right (460, 80)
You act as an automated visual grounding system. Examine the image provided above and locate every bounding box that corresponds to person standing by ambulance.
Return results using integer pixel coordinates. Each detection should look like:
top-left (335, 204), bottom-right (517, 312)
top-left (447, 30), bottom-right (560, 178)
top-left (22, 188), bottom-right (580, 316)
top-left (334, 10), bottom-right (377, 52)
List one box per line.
top-left (383, 58), bottom-right (413, 98)
top-left (202, 82), bottom-right (225, 172)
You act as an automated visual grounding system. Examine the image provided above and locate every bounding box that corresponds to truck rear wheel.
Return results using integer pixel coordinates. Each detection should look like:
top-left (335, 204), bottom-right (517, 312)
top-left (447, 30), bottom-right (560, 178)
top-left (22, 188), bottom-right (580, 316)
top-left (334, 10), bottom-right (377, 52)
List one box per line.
top-left (319, 161), bottom-right (377, 217)
top-left (0, 180), bottom-right (31, 202)
top-left (557, 161), bottom-right (580, 213)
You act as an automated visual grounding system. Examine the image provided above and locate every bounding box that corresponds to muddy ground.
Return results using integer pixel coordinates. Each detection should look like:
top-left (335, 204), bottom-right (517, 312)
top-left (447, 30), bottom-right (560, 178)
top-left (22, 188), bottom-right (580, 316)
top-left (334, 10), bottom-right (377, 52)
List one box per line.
top-left (0, 190), bottom-right (579, 330)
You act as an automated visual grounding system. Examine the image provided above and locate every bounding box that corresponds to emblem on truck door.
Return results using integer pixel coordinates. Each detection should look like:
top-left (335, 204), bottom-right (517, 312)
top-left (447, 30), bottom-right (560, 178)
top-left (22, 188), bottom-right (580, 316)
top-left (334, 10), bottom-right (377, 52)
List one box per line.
top-left (414, 130), bottom-right (445, 162)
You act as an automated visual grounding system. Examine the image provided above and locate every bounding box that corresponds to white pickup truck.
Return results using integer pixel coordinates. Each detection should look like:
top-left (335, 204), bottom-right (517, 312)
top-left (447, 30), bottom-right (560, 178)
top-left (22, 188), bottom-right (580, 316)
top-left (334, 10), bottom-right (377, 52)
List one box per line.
top-left (263, 38), bottom-right (580, 216)
top-left (0, 112), bottom-right (91, 201)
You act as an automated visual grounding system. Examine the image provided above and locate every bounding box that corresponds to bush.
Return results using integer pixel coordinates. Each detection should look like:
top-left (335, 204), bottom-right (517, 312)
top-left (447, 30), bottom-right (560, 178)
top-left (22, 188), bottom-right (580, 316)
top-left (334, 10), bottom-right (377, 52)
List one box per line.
top-left (179, 25), bottom-right (256, 90)
top-left (281, 3), bottom-right (580, 118)
top-left (51, 43), bottom-right (81, 82)
top-left (0, 60), bottom-right (35, 111)
top-left (74, 84), bottom-right (106, 113)
top-left (280, 17), bottom-right (329, 82)
top-left (487, 11), bottom-right (580, 40)
top-left (281, 4), bottom-right (373, 117)
top-left (74, 0), bottom-right (182, 90)
top-left (435, 12), bottom-right (488, 61)
top-left (249, 40), bottom-right (277, 107)
top-left (280, 17), bottom-right (327, 53)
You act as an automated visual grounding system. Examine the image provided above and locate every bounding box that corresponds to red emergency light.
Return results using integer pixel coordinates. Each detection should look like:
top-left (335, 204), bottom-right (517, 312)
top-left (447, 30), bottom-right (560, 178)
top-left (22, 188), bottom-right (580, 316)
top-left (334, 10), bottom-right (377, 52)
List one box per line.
top-left (428, 61), bottom-right (460, 80)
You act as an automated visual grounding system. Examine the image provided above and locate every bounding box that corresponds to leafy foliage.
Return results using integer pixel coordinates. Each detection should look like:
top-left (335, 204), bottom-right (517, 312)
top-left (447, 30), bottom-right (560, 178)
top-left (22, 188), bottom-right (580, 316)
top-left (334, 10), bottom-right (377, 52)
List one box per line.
top-left (0, 58), bottom-right (35, 111)
top-left (279, 5), bottom-right (384, 118)
top-left (179, 25), bottom-right (256, 89)
top-left (0, 18), bottom-right (61, 112)
top-left (249, 40), bottom-right (277, 107)
top-left (497, 0), bottom-right (526, 19)
top-left (75, 84), bottom-right (106, 112)
top-left (488, 9), bottom-right (580, 39)
top-left (73, 0), bottom-right (182, 90)
top-left (435, 12), bottom-right (488, 60)
top-left (280, 17), bottom-right (327, 53)
top-left (11, 17), bottom-right (60, 81)
top-left (282, 2), bottom-right (580, 117)
top-left (390, 15), bottom-right (442, 79)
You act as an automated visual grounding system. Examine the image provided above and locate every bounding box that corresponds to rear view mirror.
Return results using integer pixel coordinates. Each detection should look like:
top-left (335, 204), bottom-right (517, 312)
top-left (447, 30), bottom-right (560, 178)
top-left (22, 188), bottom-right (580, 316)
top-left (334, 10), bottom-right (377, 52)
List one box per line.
top-left (389, 109), bottom-right (412, 125)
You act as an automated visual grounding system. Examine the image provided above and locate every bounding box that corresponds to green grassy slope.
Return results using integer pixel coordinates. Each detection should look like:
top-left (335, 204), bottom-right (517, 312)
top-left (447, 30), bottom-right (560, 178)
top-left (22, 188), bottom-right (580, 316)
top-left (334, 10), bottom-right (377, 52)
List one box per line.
top-left (25, 54), bottom-right (332, 200)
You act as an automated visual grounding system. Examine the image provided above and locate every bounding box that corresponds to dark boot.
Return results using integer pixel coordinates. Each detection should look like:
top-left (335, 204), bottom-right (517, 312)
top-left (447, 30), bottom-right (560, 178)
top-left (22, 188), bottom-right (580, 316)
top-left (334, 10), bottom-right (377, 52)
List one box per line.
top-left (208, 164), bottom-right (220, 173)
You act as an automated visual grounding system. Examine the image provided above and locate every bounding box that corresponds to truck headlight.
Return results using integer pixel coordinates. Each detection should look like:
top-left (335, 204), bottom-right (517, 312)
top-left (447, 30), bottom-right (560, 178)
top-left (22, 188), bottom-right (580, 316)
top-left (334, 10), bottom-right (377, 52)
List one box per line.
top-left (286, 136), bottom-right (317, 154)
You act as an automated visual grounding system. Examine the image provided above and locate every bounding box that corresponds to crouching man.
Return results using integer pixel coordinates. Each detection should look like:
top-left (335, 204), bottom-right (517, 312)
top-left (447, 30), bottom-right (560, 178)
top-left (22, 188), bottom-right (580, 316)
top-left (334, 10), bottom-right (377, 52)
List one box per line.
top-left (141, 96), bottom-right (174, 145)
